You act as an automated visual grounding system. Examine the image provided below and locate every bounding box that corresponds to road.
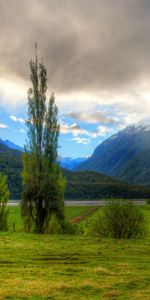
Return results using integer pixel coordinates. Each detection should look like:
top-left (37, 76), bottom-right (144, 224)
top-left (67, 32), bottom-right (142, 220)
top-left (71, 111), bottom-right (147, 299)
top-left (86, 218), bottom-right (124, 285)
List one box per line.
top-left (8, 200), bottom-right (147, 206)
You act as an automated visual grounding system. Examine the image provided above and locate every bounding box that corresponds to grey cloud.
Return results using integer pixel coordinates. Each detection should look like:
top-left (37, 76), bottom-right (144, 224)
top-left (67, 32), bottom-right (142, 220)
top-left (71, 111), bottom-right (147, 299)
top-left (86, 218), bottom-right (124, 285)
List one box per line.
top-left (69, 111), bottom-right (115, 124)
top-left (0, 0), bottom-right (150, 93)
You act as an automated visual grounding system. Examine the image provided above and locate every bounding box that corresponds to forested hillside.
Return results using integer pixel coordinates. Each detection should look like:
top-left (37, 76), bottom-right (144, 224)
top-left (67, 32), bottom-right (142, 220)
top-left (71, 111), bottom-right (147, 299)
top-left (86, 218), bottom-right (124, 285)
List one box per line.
top-left (64, 170), bottom-right (150, 199)
top-left (0, 142), bottom-right (150, 199)
top-left (0, 143), bottom-right (22, 199)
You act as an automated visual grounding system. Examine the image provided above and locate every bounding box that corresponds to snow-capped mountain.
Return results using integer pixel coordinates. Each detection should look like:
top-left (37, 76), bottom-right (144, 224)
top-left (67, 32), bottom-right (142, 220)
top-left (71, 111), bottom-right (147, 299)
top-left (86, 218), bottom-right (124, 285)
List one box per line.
top-left (75, 119), bottom-right (150, 186)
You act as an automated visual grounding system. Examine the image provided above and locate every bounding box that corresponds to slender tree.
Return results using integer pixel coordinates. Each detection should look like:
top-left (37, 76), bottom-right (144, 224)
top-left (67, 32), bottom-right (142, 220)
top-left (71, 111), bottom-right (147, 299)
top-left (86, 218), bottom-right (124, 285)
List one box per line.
top-left (0, 173), bottom-right (9, 231)
top-left (21, 47), bottom-right (66, 233)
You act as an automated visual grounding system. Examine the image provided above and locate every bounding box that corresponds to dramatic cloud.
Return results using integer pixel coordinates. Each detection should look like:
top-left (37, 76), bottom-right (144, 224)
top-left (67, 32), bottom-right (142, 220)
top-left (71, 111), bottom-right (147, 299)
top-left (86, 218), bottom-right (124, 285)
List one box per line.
top-left (0, 1), bottom-right (150, 93)
top-left (0, 123), bottom-right (8, 128)
top-left (69, 111), bottom-right (115, 124)
top-left (1, 0), bottom-right (150, 123)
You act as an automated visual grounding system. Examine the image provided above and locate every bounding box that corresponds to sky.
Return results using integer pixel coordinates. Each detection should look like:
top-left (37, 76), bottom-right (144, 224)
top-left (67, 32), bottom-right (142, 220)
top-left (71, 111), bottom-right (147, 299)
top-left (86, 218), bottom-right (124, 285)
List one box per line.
top-left (0, 0), bottom-right (150, 157)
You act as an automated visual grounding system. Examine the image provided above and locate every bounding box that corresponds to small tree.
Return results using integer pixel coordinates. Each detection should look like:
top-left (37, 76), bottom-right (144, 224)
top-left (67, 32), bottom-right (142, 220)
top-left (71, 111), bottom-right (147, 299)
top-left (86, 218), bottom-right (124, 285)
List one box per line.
top-left (21, 47), bottom-right (66, 233)
top-left (0, 173), bottom-right (9, 231)
top-left (84, 200), bottom-right (147, 239)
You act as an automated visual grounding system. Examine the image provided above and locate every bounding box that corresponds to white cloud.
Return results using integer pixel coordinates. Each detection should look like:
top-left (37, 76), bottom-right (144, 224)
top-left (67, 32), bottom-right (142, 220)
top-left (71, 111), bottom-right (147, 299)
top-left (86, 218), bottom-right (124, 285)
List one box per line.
top-left (60, 120), bottom-right (114, 140)
top-left (10, 115), bottom-right (25, 124)
top-left (89, 126), bottom-right (110, 138)
top-left (0, 123), bottom-right (8, 128)
top-left (71, 137), bottom-right (90, 145)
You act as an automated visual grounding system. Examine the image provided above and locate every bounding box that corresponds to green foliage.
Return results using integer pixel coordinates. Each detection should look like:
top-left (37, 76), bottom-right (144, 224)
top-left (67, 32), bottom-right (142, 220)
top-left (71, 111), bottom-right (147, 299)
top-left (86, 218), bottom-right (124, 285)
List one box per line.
top-left (80, 200), bottom-right (147, 239)
top-left (21, 49), bottom-right (66, 233)
top-left (44, 213), bottom-right (62, 234)
top-left (0, 173), bottom-right (9, 231)
top-left (0, 143), bottom-right (22, 199)
top-left (104, 200), bottom-right (147, 238)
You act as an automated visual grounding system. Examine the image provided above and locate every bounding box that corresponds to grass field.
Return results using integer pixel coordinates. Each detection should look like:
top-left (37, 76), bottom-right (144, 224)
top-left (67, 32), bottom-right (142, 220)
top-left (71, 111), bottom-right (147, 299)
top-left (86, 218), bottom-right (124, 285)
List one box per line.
top-left (0, 205), bottom-right (150, 299)
top-left (8, 205), bottom-right (150, 232)
top-left (8, 206), bottom-right (96, 232)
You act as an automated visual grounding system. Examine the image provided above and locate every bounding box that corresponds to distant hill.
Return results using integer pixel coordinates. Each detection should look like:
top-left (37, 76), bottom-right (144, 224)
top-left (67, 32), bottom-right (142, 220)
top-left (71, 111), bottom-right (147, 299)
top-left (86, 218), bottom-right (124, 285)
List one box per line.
top-left (59, 157), bottom-right (86, 170)
top-left (0, 138), bottom-right (24, 152)
top-left (75, 119), bottom-right (150, 186)
top-left (64, 170), bottom-right (150, 200)
top-left (0, 137), bottom-right (150, 199)
top-left (0, 138), bottom-right (85, 171)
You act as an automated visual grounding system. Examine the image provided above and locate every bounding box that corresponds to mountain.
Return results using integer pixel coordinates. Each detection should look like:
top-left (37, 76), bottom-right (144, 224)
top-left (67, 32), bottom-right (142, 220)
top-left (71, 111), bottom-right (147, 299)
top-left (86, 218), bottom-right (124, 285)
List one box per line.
top-left (0, 139), bottom-right (24, 152)
top-left (0, 138), bottom-right (85, 170)
top-left (59, 157), bottom-right (86, 170)
top-left (75, 119), bottom-right (150, 186)
top-left (0, 139), bottom-right (150, 199)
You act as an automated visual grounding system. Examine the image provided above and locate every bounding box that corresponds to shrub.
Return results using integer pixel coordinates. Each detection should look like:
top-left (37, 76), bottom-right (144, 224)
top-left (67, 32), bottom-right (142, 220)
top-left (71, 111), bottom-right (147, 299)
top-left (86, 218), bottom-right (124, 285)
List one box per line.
top-left (0, 173), bottom-right (9, 231)
top-left (86, 200), bottom-right (147, 239)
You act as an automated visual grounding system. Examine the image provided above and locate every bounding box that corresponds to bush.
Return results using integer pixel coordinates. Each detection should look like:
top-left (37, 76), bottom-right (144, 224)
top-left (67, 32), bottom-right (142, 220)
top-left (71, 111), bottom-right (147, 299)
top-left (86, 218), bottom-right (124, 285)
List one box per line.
top-left (0, 173), bottom-right (9, 231)
top-left (84, 200), bottom-right (147, 239)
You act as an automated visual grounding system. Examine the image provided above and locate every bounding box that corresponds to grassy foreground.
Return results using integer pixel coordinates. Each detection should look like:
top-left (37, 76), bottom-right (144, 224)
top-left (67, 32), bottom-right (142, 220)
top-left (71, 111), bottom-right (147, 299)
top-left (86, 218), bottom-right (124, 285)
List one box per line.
top-left (0, 205), bottom-right (149, 299)
top-left (0, 233), bottom-right (150, 299)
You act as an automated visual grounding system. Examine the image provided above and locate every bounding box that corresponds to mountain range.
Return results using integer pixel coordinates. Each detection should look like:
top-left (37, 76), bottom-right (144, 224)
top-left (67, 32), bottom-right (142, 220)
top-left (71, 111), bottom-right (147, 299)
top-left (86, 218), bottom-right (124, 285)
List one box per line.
top-left (0, 138), bottom-right (150, 199)
top-left (75, 119), bottom-right (150, 186)
top-left (1, 118), bottom-right (150, 198)
top-left (0, 139), bottom-right (24, 152)
top-left (0, 138), bottom-right (85, 171)
top-left (59, 156), bottom-right (86, 170)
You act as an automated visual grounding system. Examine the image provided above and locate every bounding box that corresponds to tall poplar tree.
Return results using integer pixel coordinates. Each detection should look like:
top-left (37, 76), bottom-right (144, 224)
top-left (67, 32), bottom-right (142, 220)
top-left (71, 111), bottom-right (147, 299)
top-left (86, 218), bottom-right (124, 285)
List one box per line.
top-left (21, 47), bottom-right (66, 233)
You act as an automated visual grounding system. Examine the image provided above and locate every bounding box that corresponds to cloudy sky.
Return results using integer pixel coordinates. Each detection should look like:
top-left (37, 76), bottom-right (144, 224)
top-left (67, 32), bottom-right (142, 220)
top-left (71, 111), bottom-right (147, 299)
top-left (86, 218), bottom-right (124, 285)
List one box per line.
top-left (0, 0), bottom-right (150, 157)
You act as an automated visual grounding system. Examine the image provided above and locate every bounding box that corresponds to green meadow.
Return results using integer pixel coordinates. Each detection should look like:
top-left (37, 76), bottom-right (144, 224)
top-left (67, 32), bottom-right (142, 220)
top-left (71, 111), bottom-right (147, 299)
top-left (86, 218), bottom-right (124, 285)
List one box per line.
top-left (8, 206), bottom-right (96, 232)
top-left (0, 205), bottom-right (150, 299)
